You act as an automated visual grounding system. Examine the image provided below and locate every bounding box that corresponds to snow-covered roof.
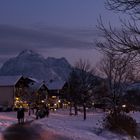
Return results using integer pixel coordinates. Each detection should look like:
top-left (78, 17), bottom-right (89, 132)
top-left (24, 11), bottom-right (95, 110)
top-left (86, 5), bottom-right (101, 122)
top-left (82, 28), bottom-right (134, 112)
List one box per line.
top-left (29, 82), bottom-right (47, 91)
top-left (27, 77), bottom-right (39, 83)
top-left (0, 75), bottom-right (23, 86)
top-left (46, 80), bottom-right (66, 90)
top-left (127, 82), bottom-right (140, 91)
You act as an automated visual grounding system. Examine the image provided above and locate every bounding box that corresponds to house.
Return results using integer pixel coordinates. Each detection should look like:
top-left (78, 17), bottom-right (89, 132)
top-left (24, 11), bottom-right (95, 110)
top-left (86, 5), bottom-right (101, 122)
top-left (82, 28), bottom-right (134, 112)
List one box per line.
top-left (0, 75), bottom-right (69, 110)
top-left (0, 75), bottom-right (35, 109)
top-left (46, 80), bottom-right (67, 109)
top-left (29, 81), bottom-right (48, 105)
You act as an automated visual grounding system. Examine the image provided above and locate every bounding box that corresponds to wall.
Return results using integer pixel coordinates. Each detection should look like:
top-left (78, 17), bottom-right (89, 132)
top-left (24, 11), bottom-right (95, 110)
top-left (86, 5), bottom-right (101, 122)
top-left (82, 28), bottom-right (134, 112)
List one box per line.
top-left (0, 86), bottom-right (14, 107)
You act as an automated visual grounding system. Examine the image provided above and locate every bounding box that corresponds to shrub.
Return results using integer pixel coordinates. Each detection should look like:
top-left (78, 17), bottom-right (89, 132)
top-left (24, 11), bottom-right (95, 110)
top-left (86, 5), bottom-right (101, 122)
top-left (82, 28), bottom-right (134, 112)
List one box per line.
top-left (104, 112), bottom-right (138, 137)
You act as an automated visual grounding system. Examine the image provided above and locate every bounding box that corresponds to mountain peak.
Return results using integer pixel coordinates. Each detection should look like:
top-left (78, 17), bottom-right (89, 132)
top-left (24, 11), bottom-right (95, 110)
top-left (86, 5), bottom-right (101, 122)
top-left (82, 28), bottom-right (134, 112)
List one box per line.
top-left (18, 49), bottom-right (41, 58)
top-left (0, 50), bottom-right (72, 81)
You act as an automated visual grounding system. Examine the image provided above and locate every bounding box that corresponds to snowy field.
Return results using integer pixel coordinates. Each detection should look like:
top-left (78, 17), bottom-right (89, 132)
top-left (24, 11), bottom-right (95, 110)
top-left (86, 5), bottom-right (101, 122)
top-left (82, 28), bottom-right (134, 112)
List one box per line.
top-left (0, 109), bottom-right (140, 140)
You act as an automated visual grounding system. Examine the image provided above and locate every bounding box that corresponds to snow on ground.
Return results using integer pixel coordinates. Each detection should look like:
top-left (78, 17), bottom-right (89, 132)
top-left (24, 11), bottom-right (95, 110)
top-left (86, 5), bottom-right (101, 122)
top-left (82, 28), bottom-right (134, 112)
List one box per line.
top-left (33, 110), bottom-right (106, 140)
top-left (129, 111), bottom-right (140, 123)
top-left (0, 110), bottom-right (139, 140)
top-left (0, 111), bottom-right (35, 140)
top-left (32, 109), bottom-right (138, 140)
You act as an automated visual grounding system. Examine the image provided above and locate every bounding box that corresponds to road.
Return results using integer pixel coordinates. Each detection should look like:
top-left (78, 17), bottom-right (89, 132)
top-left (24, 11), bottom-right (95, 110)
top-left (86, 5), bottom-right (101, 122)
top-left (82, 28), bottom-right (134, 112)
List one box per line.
top-left (2, 121), bottom-right (72, 140)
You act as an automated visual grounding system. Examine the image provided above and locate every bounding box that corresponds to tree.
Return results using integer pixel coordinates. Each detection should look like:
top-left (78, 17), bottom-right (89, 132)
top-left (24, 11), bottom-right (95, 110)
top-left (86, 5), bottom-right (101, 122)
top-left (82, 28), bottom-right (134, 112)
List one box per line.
top-left (96, 52), bottom-right (135, 113)
top-left (95, 1), bottom-right (139, 135)
top-left (106, 0), bottom-right (140, 18)
top-left (96, 0), bottom-right (140, 68)
top-left (65, 59), bottom-right (95, 120)
top-left (74, 59), bottom-right (95, 120)
top-left (65, 69), bottom-right (80, 115)
top-left (96, 0), bottom-right (140, 80)
top-left (97, 17), bottom-right (140, 57)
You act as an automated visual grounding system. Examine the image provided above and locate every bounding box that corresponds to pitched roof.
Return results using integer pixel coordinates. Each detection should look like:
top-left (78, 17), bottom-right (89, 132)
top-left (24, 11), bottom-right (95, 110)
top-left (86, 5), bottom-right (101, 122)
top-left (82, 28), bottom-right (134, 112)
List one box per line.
top-left (29, 82), bottom-right (48, 91)
top-left (0, 75), bottom-right (23, 86)
top-left (46, 80), bottom-right (65, 90)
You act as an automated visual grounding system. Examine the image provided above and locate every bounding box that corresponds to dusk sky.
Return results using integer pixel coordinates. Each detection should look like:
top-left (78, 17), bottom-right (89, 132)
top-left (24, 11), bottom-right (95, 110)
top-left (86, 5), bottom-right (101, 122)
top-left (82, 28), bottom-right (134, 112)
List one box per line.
top-left (0, 0), bottom-right (125, 67)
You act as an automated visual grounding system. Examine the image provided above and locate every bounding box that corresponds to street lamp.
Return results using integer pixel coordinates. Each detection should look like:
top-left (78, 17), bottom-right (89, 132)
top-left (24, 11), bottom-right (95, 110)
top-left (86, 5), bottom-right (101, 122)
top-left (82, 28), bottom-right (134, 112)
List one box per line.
top-left (122, 104), bottom-right (126, 108)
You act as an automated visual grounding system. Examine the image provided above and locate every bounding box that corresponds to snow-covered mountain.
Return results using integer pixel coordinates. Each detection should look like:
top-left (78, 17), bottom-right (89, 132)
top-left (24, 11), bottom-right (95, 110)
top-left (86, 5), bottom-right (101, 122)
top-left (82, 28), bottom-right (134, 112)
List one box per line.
top-left (0, 50), bottom-right (72, 82)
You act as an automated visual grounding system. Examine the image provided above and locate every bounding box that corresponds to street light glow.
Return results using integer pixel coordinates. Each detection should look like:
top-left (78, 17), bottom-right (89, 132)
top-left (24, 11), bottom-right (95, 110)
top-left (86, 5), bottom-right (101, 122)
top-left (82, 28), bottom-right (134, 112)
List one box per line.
top-left (122, 104), bottom-right (126, 108)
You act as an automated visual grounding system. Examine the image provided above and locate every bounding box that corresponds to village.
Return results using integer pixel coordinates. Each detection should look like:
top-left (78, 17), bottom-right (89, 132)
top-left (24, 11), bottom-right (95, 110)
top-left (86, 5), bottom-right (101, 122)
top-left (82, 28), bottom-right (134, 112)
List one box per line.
top-left (0, 75), bottom-right (68, 112)
top-left (1, 0), bottom-right (140, 139)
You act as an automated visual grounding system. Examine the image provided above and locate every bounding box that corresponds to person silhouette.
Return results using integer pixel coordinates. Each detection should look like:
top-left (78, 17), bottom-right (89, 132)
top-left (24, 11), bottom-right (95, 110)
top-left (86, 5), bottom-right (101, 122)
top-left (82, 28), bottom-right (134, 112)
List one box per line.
top-left (17, 106), bottom-right (25, 124)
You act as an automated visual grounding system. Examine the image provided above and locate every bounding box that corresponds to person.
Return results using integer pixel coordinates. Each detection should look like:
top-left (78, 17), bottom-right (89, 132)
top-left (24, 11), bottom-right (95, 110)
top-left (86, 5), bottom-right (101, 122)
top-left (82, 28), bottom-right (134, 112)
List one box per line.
top-left (17, 106), bottom-right (25, 124)
top-left (20, 107), bottom-right (25, 123)
top-left (35, 106), bottom-right (39, 119)
top-left (17, 107), bottom-right (21, 124)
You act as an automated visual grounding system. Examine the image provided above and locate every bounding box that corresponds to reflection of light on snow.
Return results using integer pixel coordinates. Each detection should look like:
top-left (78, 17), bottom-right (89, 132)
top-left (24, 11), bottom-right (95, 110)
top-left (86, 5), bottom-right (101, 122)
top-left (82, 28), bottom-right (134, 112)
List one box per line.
top-left (0, 115), bottom-right (17, 121)
top-left (0, 113), bottom-right (17, 134)
top-left (0, 133), bottom-right (2, 140)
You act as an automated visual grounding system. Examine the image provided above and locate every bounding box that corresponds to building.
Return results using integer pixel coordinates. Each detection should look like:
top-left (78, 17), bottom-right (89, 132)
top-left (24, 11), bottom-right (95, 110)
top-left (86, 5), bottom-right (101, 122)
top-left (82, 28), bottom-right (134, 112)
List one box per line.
top-left (29, 81), bottom-right (48, 106)
top-left (46, 80), bottom-right (67, 109)
top-left (0, 75), bottom-right (68, 110)
top-left (0, 75), bottom-right (35, 109)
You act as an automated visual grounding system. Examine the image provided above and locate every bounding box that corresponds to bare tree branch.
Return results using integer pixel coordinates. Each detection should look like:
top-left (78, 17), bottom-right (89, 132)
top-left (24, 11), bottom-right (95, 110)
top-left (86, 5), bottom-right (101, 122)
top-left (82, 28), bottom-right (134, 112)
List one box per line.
top-left (96, 17), bottom-right (140, 57)
top-left (106, 0), bottom-right (140, 18)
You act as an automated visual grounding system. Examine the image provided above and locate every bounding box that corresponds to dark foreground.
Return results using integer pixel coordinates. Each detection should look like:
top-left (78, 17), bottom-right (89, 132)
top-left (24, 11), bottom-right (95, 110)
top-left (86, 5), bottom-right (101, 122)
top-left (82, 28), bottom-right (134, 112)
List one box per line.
top-left (2, 121), bottom-right (72, 140)
top-left (2, 121), bottom-right (41, 140)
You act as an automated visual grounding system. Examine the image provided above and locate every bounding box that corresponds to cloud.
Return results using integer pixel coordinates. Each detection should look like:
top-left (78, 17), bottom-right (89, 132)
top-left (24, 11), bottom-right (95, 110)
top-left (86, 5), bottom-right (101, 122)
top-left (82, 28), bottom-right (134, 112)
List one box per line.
top-left (0, 24), bottom-right (99, 67)
top-left (0, 25), bottom-right (97, 55)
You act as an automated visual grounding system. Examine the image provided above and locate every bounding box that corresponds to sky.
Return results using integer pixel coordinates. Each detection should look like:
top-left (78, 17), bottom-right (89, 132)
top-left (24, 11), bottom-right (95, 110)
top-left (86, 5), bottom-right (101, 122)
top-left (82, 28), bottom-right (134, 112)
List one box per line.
top-left (0, 0), bottom-right (124, 67)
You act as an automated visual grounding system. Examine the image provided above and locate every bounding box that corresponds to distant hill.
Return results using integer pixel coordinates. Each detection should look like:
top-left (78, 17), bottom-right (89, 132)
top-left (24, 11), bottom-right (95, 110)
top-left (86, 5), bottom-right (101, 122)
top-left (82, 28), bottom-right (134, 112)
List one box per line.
top-left (0, 50), bottom-right (72, 82)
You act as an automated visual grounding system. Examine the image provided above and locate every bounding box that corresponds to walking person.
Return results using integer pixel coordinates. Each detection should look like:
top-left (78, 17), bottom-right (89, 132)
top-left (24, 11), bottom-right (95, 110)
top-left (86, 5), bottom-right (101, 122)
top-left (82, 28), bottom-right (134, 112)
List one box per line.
top-left (35, 106), bottom-right (39, 119)
top-left (17, 107), bottom-right (22, 124)
top-left (20, 107), bottom-right (25, 123)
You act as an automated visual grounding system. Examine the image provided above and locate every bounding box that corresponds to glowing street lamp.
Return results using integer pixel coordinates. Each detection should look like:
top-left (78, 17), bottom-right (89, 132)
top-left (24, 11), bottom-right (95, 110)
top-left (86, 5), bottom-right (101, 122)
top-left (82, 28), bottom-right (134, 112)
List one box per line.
top-left (92, 102), bottom-right (94, 106)
top-left (122, 104), bottom-right (126, 108)
top-left (16, 97), bottom-right (19, 100)
top-left (41, 100), bottom-right (45, 103)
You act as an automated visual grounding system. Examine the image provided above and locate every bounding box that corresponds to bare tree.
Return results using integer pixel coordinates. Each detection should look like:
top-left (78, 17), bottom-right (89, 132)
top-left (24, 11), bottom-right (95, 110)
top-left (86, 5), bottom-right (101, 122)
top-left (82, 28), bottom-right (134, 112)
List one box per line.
top-left (65, 59), bottom-right (95, 120)
top-left (96, 0), bottom-right (140, 64)
top-left (97, 17), bottom-right (140, 56)
top-left (96, 52), bottom-right (135, 112)
top-left (75, 59), bottom-right (95, 120)
top-left (65, 69), bottom-right (80, 115)
top-left (95, 0), bottom-right (140, 81)
top-left (106, 0), bottom-right (140, 18)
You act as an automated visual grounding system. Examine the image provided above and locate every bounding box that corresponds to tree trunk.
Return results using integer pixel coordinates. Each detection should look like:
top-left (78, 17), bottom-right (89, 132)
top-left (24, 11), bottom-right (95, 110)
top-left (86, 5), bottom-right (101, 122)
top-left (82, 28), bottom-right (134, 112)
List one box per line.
top-left (28, 105), bottom-right (31, 116)
top-left (74, 104), bottom-right (78, 115)
top-left (69, 103), bottom-right (72, 115)
top-left (83, 104), bottom-right (86, 120)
